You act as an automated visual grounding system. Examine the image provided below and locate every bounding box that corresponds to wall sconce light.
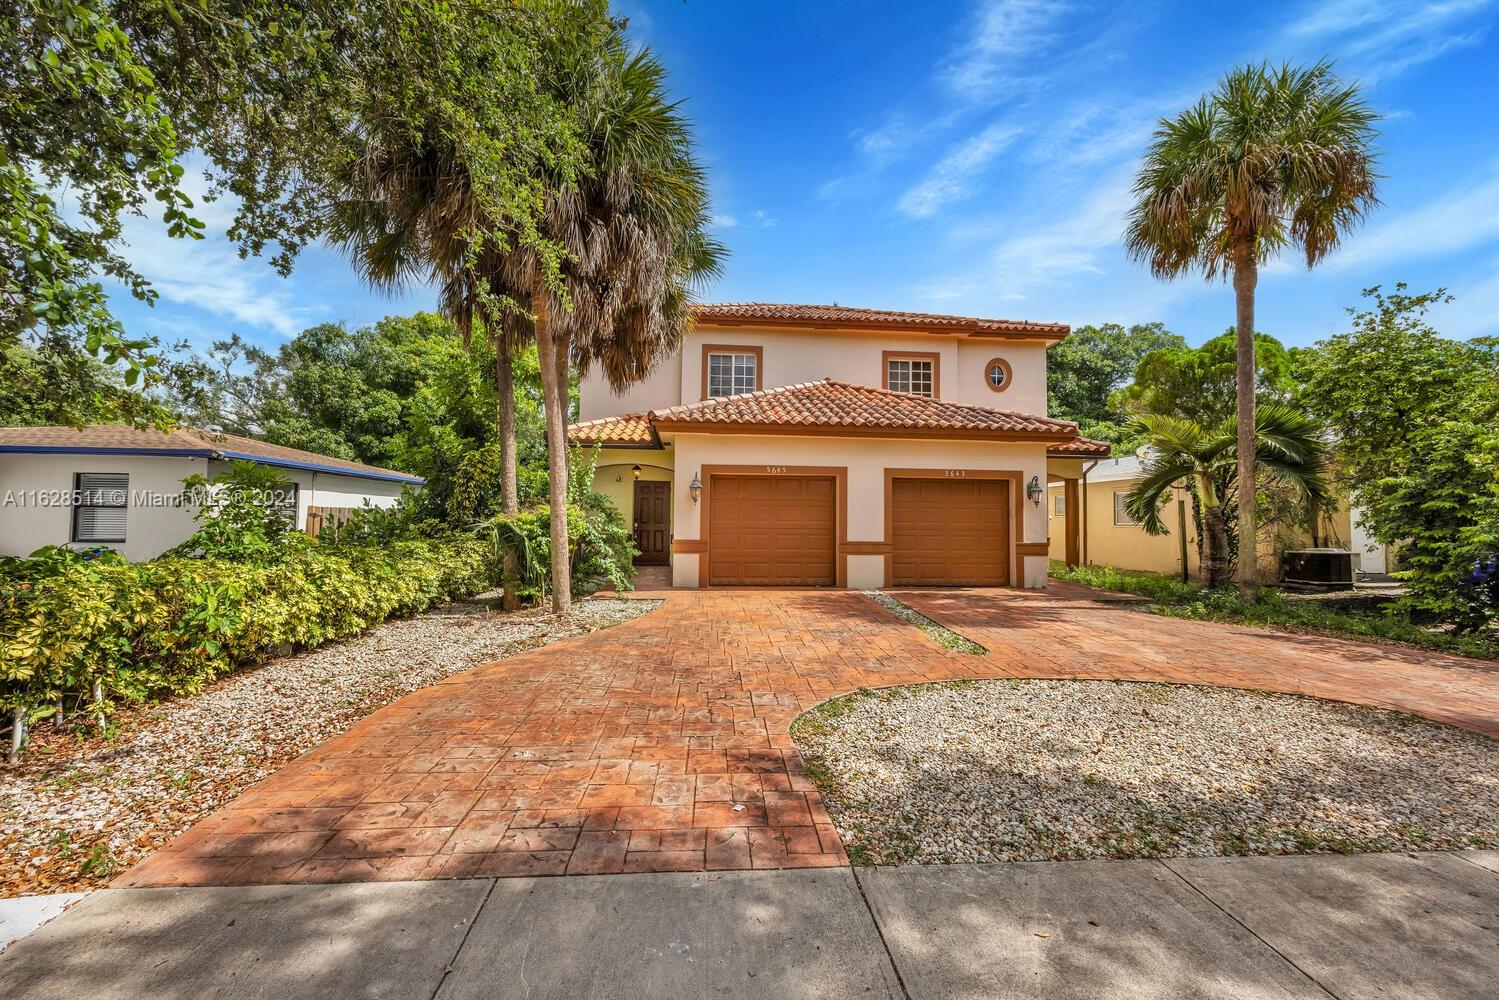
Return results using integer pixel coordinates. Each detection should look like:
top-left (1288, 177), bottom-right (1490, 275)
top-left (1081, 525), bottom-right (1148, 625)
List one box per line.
top-left (632, 464), bottom-right (642, 480)
top-left (1026, 475), bottom-right (1043, 507)
top-left (689, 472), bottom-right (702, 505)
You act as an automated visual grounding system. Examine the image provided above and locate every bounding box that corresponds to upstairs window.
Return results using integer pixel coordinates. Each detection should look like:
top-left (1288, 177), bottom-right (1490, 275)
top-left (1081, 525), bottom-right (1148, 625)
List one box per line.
top-left (704, 347), bottom-right (760, 398)
top-left (883, 353), bottom-right (938, 397)
top-left (73, 473), bottom-right (128, 543)
top-left (984, 357), bottom-right (1013, 393)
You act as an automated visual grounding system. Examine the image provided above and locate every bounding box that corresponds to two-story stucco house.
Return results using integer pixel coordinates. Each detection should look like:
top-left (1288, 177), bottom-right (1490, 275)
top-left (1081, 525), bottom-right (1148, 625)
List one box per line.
top-left (568, 303), bottom-right (1108, 589)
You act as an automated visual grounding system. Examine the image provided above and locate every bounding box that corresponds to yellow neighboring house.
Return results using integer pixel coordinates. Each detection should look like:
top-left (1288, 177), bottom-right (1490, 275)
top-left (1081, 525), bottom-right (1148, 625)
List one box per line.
top-left (1046, 456), bottom-right (1391, 580)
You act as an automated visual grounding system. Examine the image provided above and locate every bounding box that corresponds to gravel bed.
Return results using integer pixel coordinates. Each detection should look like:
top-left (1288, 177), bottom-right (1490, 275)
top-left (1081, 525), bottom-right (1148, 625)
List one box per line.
top-left (792, 679), bottom-right (1499, 865)
top-left (0, 597), bottom-right (658, 896)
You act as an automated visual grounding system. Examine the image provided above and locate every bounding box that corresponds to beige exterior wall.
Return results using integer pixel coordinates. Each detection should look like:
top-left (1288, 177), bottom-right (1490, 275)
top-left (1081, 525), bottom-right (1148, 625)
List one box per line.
top-left (668, 432), bottom-right (1051, 589)
top-left (585, 447), bottom-right (675, 528)
top-left (1050, 476), bottom-right (1372, 580)
top-left (578, 324), bottom-right (1050, 418)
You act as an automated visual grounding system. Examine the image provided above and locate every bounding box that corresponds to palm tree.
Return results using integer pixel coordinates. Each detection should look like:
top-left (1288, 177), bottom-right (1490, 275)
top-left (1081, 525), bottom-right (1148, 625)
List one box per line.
top-left (501, 42), bottom-right (723, 613)
top-left (325, 136), bottom-right (531, 517)
top-left (1124, 61), bottom-right (1378, 595)
top-left (1125, 404), bottom-right (1332, 588)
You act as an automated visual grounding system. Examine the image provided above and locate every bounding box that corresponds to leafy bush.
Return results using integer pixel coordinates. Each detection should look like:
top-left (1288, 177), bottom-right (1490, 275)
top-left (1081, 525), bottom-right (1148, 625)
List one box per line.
top-left (168, 460), bottom-right (304, 562)
top-left (0, 533), bottom-right (495, 755)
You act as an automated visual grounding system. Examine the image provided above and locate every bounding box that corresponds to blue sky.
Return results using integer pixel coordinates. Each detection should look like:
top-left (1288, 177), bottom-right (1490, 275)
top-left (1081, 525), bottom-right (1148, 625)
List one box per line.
top-left (109, 0), bottom-right (1499, 352)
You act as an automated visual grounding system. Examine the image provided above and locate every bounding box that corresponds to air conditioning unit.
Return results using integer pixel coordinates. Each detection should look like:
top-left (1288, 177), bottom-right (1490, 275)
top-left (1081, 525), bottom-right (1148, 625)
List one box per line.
top-left (1280, 548), bottom-right (1354, 591)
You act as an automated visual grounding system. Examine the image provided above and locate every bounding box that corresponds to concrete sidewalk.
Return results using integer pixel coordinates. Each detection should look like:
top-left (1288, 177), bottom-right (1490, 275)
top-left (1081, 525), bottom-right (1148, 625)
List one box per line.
top-left (2, 851), bottom-right (1495, 999)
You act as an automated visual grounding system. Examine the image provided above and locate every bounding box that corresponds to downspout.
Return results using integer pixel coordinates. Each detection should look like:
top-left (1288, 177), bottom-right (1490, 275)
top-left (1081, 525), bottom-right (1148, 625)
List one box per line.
top-left (1080, 460), bottom-right (1099, 566)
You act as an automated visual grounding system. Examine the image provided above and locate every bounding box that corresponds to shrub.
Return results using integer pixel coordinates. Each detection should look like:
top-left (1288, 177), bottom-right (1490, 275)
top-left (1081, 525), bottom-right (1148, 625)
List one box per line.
top-left (0, 533), bottom-right (495, 757)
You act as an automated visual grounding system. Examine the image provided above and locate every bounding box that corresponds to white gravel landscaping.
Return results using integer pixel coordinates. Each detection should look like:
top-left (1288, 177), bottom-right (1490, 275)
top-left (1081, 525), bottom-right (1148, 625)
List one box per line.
top-left (0, 597), bottom-right (658, 896)
top-left (792, 679), bottom-right (1499, 866)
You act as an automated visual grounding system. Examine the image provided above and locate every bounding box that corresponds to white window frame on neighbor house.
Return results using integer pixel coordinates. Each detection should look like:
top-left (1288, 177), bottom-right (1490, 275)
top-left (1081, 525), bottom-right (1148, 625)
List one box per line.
top-left (1113, 490), bottom-right (1141, 526)
top-left (883, 353), bottom-right (936, 397)
top-left (72, 472), bottom-right (129, 543)
top-left (704, 348), bottom-right (759, 398)
top-left (1054, 494), bottom-right (1066, 517)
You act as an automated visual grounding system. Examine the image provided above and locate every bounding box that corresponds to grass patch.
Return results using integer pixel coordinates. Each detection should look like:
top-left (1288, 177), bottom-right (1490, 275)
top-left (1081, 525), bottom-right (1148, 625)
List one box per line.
top-left (863, 591), bottom-right (987, 654)
top-left (1051, 561), bottom-right (1497, 661)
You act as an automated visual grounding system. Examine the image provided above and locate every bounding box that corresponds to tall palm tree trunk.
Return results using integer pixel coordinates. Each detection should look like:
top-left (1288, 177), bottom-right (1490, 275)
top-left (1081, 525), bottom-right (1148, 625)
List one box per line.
top-left (496, 342), bottom-right (521, 611)
top-left (1232, 236), bottom-right (1258, 596)
top-left (497, 343), bottom-right (519, 516)
top-left (533, 289), bottom-right (573, 614)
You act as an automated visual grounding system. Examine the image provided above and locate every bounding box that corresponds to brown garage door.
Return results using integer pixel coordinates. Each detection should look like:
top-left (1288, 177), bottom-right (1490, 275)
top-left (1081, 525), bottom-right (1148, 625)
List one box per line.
top-left (708, 475), bottom-right (836, 586)
top-left (891, 477), bottom-right (1010, 586)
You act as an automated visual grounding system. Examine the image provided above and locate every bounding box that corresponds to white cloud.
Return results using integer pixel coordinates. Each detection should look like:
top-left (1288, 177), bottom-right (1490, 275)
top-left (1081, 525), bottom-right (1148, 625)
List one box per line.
top-left (897, 123), bottom-right (1021, 218)
top-left (711, 213), bottom-right (739, 229)
top-left (939, 0), bottom-right (1069, 102)
top-left (752, 209), bottom-right (778, 228)
top-left (1431, 252), bottom-right (1499, 339)
top-left (1279, 0), bottom-right (1493, 81)
top-left (1325, 167), bottom-right (1499, 271)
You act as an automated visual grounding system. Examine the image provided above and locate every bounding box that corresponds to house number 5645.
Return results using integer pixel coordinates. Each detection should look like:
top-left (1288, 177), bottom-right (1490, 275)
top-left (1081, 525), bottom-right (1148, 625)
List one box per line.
top-left (765, 465), bottom-right (787, 474)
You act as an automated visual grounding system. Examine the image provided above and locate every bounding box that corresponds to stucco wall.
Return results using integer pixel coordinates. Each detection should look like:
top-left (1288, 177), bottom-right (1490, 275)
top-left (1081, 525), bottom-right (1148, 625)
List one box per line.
top-left (0, 452), bottom-right (208, 560)
top-left (578, 325), bottom-right (1051, 419)
top-left (668, 433), bottom-right (1051, 589)
top-left (585, 447), bottom-right (676, 527)
top-left (0, 454), bottom-right (414, 561)
top-left (578, 351), bottom-right (684, 421)
top-left (1050, 477), bottom-right (1374, 579)
top-left (204, 460), bottom-right (410, 531)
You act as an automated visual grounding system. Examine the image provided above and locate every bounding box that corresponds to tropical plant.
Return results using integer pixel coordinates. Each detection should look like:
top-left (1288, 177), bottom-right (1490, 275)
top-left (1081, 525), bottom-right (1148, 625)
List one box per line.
top-left (1125, 60), bottom-right (1379, 593)
top-left (498, 39), bottom-right (724, 613)
top-left (1124, 404), bottom-right (1332, 587)
top-left (169, 461), bottom-right (302, 562)
top-left (5, 1), bottom-right (587, 427)
top-left (1117, 328), bottom-right (1304, 427)
top-left (1301, 285), bottom-right (1499, 633)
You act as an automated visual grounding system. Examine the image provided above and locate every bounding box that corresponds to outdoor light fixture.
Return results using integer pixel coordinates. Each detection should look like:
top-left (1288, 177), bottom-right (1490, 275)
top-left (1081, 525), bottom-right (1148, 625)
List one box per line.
top-left (689, 472), bottom-right (702, 504)
top-left (1026, 475), bottom-right (1043, 507)
top-left (632, 464), bottom-right (642, 480)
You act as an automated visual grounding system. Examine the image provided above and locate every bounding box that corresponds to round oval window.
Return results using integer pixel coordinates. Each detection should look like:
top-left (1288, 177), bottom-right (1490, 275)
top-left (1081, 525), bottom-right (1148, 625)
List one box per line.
top-left (984, 357), bottom-right (1012, 392)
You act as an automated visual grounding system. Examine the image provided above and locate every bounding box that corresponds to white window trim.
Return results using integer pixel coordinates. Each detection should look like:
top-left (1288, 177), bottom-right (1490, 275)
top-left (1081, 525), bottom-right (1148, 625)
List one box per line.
top-left (1113, 490), bottom-right (1141, 527)
top-left (885, 358), bottom-right (935, 397)
top-left (706, 351), bottom-right (758, 397)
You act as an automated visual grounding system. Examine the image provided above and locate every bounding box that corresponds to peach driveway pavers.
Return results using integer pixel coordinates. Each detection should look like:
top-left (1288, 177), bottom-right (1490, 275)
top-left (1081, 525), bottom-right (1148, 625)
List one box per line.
top-left (115, 583), bottom-right (1499, 889)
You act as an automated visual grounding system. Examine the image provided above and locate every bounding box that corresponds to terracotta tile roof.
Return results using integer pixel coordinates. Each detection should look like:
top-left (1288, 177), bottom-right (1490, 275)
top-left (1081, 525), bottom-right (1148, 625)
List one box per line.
top-left (1047, 436), bottom-right (1112, 457)
top-left (648, 379), bottom-right (1079, 441)
top-left (566, 413), bottom-right (659, 448)
top-left (691, 302), bottom-right (1068, 340)
top-left (0, 425), bottom-right (424, 483)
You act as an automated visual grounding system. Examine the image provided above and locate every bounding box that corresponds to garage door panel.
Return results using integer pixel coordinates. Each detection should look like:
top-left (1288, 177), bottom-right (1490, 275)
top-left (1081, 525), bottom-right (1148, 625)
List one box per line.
top-left (891, 477), bottom-right (1009, 586)
top-left (709, 474), bottom-right (836, 586)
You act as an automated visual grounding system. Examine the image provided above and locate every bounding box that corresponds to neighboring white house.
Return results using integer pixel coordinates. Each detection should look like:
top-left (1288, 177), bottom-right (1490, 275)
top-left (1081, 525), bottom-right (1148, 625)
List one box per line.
top-left (0, 425), bottom-right (423, 561)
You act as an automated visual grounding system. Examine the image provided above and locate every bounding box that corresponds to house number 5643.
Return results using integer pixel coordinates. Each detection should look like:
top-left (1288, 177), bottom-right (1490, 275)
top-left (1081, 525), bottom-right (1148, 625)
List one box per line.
top-left (765, 465), bottom-right (787, 474)
top-left (944, 469), bottom-right (967, 478)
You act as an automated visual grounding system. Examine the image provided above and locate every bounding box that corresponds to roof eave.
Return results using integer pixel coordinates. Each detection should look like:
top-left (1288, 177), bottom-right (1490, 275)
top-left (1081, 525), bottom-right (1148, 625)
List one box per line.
top-left (650, 420), bottom-right (1075, 444)
top-left (693, 318), bottom-right (1069, 343)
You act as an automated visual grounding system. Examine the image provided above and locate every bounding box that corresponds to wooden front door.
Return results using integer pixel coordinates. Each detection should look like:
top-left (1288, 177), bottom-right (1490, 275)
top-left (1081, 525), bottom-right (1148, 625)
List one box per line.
top-left (632, 480), bottom-right (671, 565)
top-left (891, 478), bottom-right (1010, 586)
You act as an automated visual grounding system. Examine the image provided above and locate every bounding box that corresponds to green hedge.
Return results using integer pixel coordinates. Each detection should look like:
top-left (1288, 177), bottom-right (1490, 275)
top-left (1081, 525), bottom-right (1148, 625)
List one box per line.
top-left (0, 534), bottom-right (496, 721)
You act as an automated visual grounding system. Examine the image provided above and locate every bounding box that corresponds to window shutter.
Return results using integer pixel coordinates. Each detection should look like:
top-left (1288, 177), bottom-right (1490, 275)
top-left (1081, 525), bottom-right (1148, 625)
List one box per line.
top-left (74, 473), bottom-right (129, 541)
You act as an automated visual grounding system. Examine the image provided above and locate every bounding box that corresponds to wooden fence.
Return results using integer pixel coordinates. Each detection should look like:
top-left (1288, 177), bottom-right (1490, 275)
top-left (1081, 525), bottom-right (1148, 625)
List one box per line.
top-left (305, 505), bottom-right (359, 539)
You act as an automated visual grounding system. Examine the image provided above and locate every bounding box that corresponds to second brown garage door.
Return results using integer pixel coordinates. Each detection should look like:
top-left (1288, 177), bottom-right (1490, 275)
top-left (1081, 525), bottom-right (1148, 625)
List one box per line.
top-left (708, 475), bottom-right (836, 586)
top-left (891, 477), bottom-right (1010, 586)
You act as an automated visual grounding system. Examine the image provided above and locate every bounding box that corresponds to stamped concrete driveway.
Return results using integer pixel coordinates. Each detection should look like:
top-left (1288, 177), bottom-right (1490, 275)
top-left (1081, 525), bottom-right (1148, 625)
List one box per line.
top-left (115, 584), bottom-right (1499, 888)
